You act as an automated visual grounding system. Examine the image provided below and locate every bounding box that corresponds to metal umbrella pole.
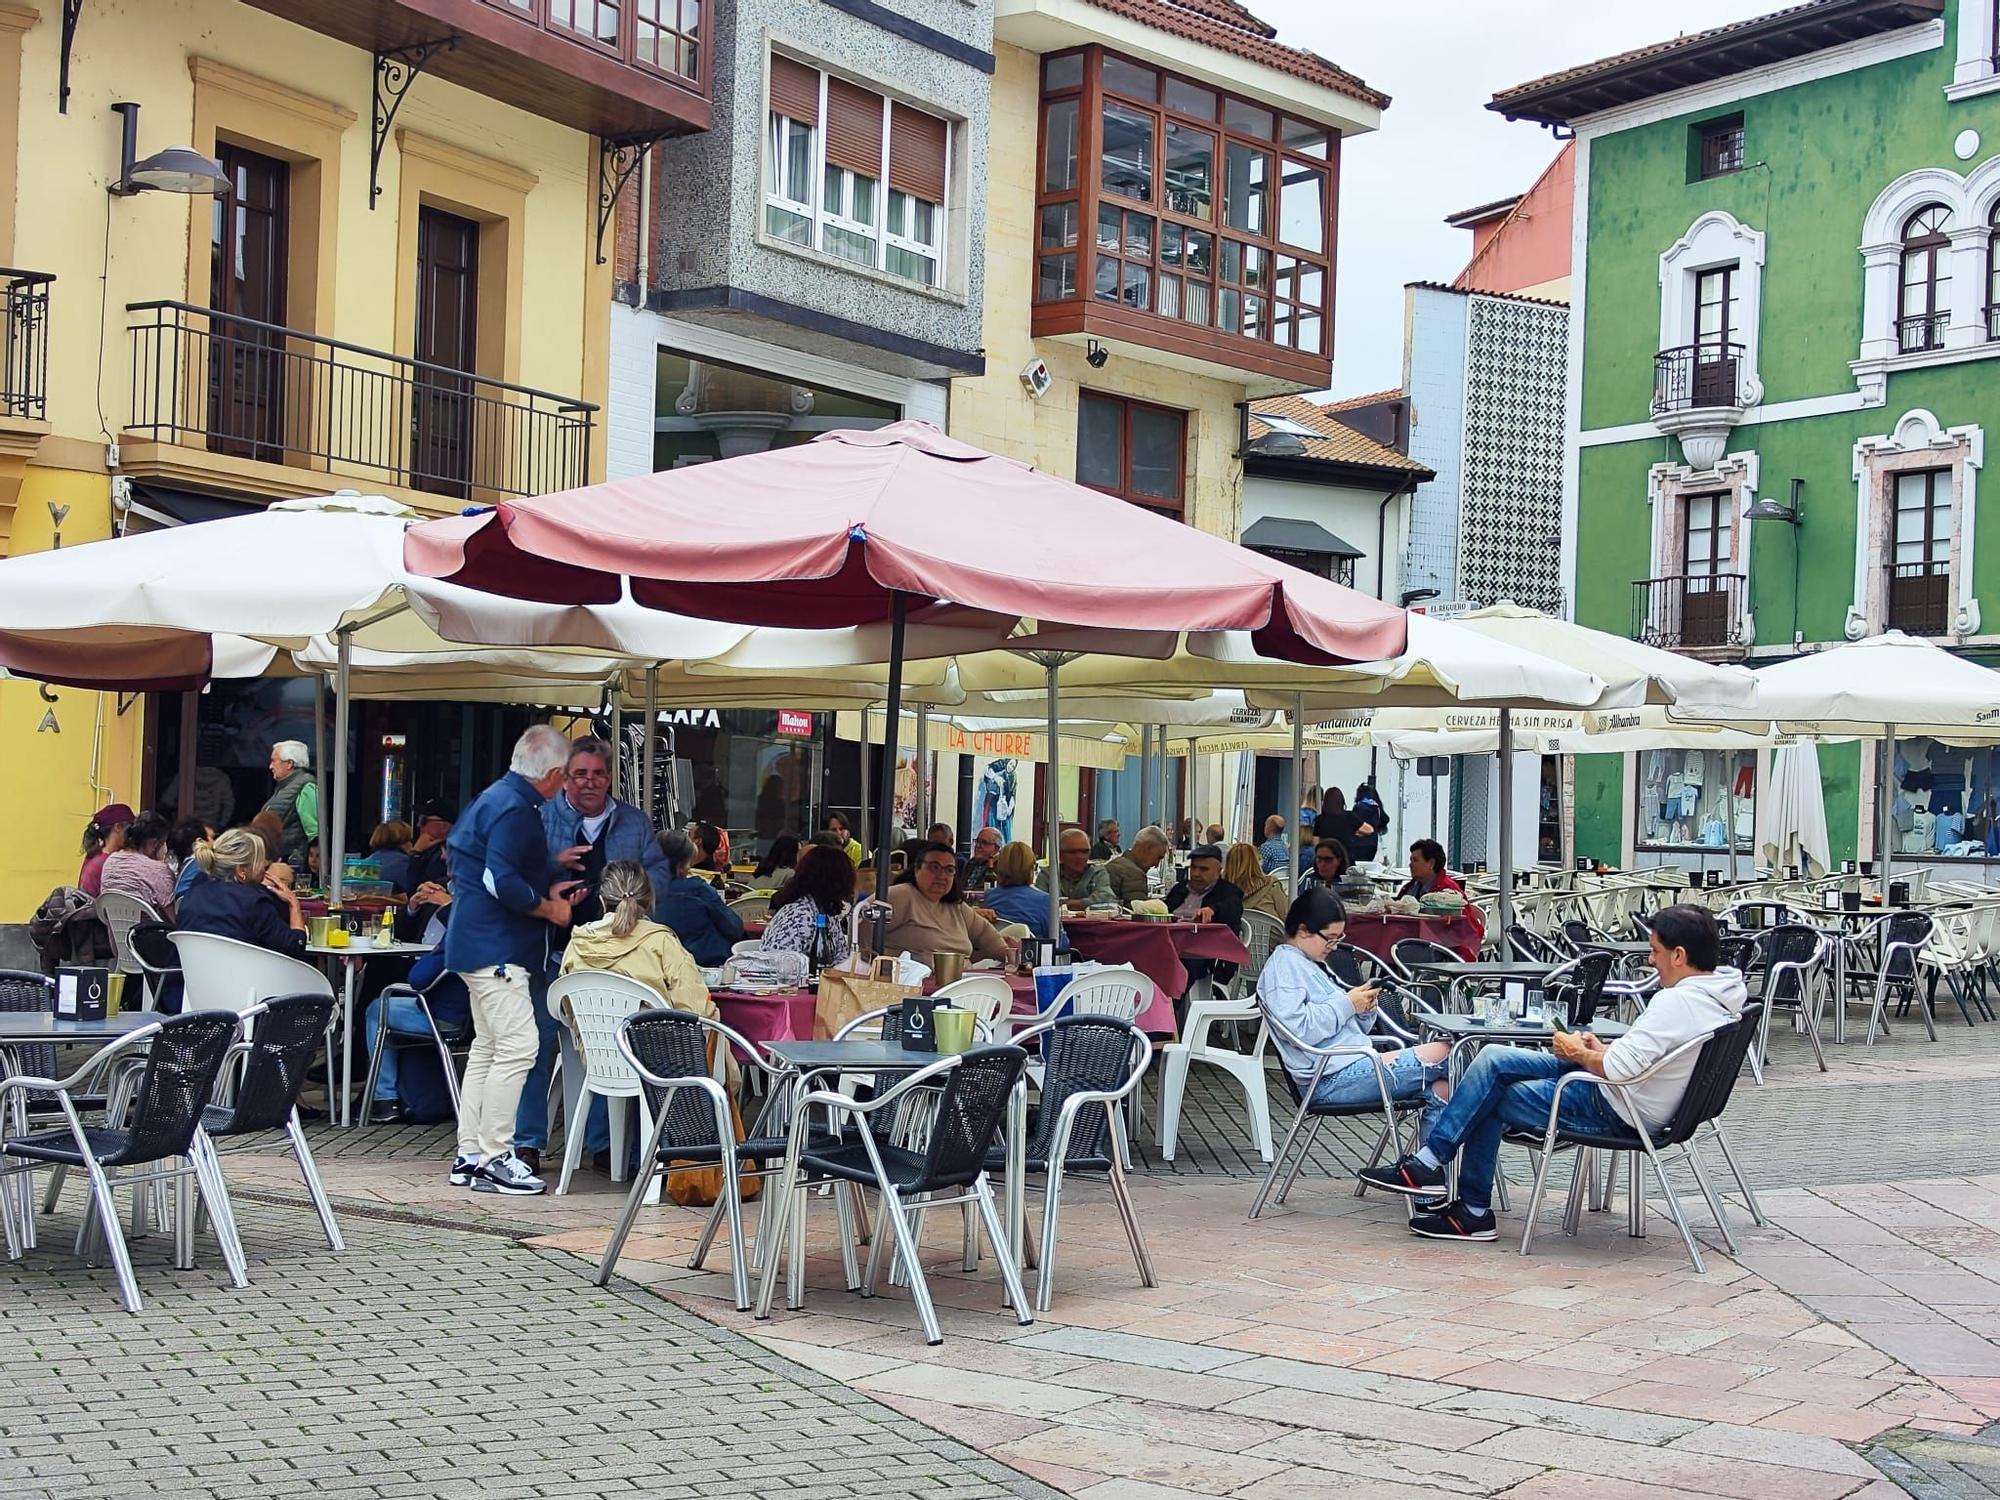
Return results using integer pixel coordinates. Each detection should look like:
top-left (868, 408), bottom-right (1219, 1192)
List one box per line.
top-left (330, 626), bottom-right (351, 909)
top-left (1045, 659), bottom-right (1063, 939)
top-left (1290, 695), bottom-right (1305, 897)
top-left (871, 597), bottom-right (910, 942)
top-left (311, 675), bottom-right (328, 886)
top-left (609, 695), bottom-right (624, 800)
top-left (642, 664), bottom-right (658, 828)
top-left (1496, 708), bottom-right (1514, 958)
top-left (1878, 722), bottom-right (1896, 891)
top-left (914, 706), bottom-right (931, 836)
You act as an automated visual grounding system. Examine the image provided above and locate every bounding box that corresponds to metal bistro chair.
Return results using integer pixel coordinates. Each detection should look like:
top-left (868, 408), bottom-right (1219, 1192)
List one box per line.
top-left (1506, 925), bottom-right (1566, 966)
top-left (727, 894), bottom-right (773, 922)
top-left (1514, 1006), bottom-right (1766, 1274)
top-left (1852, 910), bottom-right (1938, 1046)
top-left (202, 994), bottom-right (344, 1260)
top-left (1549, 948), bottom-right (1616, 1030)
top-left (1249, 994), bottom-right (1429, 1219)
top-left (997, 1015), bottom-right (1155, 1312)
top-left (0, 1011), bottom-right (246, 1313)
top-left (596, 1009), bottom-right (797, 1312)
top-left (756, 1045), bottom-right (1033, 1346)
top-left (1752, 925), bottom-right (1829, 1074)
top-left (128, 921), bottom-right (182, 1013)
top-left (358, 969), bottom-right (472, 1125)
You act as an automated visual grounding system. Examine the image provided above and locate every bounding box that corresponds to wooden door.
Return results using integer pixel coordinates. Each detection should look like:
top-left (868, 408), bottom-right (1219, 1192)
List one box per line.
top-left (208, 144), bottom-right (289, 461)
top-left (412, 207), bottom-right (480, 496)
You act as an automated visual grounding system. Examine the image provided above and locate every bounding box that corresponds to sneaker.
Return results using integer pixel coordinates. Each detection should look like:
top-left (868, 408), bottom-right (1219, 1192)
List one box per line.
top-left (472, 1151), bottom-right (546, 1196)
top-left (369, 1100), bottom-right (406, 1124)
top-left (1414, 1194), bottom-right (1451, 1214)
top-left (1408, 1202), bottom-right (1498, 1242)
top-left (449, 1154), bottom-right (481, 1187)
top-left (1358, 1154), bottom-right (1448, 1197)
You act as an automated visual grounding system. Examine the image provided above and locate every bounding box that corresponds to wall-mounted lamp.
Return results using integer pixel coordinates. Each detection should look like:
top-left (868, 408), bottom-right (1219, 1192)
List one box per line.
top-left (1746, 477), bottom-right (1805, 525)
top-left (1084, 339), bottom-right (1110, 369)
top-left (108, 102), bottom-right (229, 197)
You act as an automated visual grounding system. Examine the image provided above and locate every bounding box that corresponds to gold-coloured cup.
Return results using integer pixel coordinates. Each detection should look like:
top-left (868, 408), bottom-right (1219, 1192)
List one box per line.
top-left (933, 1007), bottom-right (975, 1055)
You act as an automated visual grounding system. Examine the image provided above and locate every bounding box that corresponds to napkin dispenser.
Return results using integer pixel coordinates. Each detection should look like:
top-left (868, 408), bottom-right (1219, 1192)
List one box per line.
top-left (1888, 880), bottom-right (1911, 907)
top-left (57, 964), bottom-right (109, 1021)
top-left (899, 994), bottom-right (939, 1052)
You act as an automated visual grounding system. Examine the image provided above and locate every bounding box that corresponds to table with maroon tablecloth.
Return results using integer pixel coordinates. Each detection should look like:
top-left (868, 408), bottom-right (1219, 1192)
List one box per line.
top-left (1340, 911), bottom-right (1484, 964)
top-left (712, 989), bottom-right (816, 1056)
top-left (1061, 917), bottom-right (1250, 1001)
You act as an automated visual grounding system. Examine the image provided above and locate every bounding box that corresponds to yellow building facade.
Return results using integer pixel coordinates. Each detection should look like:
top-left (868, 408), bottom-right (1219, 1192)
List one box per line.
top-left (0, 0), bottom-right (708, 915)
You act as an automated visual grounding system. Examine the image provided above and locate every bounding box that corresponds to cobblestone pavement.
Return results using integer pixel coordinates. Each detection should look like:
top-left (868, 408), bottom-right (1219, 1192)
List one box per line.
top-left (9, 1011), bottom-right (2000, 1497)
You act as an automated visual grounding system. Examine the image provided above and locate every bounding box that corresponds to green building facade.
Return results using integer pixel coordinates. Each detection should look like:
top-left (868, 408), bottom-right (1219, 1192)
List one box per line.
top-left (1496, 0), bottom-right (2000, 874)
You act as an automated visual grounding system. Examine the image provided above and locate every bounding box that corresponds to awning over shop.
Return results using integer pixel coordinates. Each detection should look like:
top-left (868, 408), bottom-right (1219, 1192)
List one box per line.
top-left (1240, 517), bottom-right (1365, 559)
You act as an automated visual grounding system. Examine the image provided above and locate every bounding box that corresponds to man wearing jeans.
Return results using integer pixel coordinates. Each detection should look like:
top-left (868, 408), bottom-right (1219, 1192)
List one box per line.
top-left (1360, 904), bottom-right (1745, 1241)
top-left (445, 726), bottom-right (581, 1196)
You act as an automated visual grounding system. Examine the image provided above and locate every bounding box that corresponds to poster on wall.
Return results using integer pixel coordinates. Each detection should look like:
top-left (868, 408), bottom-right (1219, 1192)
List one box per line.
top-left (974, 757), bottom-right (1019, 842)
top-left (891, 748), bottom-right (931, 832)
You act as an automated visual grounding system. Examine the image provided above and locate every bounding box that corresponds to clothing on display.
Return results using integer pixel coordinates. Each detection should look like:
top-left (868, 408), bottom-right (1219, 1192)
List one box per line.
top-left (1896, 737), bottom-right (2000, 861)
top-left (1636, 748), bottom-right (1754, 852)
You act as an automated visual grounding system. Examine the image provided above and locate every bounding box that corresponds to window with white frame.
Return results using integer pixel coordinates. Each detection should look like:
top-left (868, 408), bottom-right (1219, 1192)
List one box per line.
top-left (763, 52), bottom-right (952, 291)
top-left (1952, 0), bottom-right (2000, 98)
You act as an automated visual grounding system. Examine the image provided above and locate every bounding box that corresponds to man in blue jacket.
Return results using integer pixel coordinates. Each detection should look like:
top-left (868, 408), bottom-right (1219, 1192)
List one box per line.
top-left (445, 725), bottom-right (583, 1196)
top-left (518, 735), bottom-right (670, 1163)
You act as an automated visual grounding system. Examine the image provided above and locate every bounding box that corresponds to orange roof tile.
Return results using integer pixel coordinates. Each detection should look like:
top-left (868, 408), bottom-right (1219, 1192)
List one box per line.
top-left (1075, 0), bottom-right (1390, 111)
top-left (1248, 394), bottom-right (1431, 477)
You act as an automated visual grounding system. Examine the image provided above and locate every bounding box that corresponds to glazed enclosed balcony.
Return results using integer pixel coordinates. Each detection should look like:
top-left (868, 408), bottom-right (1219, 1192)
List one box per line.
top-left (125, 301), bottom-right (595, 503)
top-left (1651, 340), bottom-right (1747, 470)
top-left (1030, 45), bottom-right (1350, 394)
top-left (238, 0), bottom-right (710, 137)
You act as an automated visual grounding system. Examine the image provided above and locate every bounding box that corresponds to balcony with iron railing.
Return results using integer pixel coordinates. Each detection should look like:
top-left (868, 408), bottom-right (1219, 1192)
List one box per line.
top-left (1650, 341), bottom-right (1748, 470)
top-left (1896, 310), bottom-right (1950, 354)
top-left (1887, 559), bottom-right (1952, 636)
top-left (124, 301), bottom-right (595, 502)
top-left (1632, 573), bottom-right (1748, 658)
top-left (1, 269), bottom-right (53, 424)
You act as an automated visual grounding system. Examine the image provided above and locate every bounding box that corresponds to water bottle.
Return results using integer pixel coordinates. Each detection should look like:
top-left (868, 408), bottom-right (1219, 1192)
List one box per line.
top-left (809, 911), bottom-right (830, 977)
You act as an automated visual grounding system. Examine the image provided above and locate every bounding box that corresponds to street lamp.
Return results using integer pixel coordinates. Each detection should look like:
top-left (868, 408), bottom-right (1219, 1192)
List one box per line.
top-left (1746, 477), bottom-right (1805, 648)
top-left (108, 102), bottom-right (229, 197)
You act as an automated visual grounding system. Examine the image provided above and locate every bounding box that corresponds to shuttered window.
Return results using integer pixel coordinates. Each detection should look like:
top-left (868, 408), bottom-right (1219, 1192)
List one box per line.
top-left (763, 52), bottom-right (952, 291)
top-left (825, 77), bottom-right (886, 176)
top-left (769, 53), bottom-right (819, 125)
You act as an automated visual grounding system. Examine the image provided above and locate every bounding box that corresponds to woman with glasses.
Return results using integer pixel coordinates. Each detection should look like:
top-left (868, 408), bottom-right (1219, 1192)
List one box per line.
top-left (1258, 888), bottom-right (1450, 1133)
top-left (881, 842), bottom-right (1013, 963)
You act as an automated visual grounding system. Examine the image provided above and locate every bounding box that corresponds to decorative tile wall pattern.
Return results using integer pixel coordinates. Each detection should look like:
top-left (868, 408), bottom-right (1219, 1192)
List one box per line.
top-left (1459, 295), bottom-right (1569, 615)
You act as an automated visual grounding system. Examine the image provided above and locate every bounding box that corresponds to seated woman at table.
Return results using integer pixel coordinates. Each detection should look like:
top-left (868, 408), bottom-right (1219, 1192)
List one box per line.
top-left (753, 833), bottom-right (800, 891)
top-left (882, 843), bottom-right (1013, 963)
top-left (1258, 888), bottom-right (1450, 1144)
top-left (175, 827), bottom-right (307, 960)
top-left (980, 842), bottom-right (1057, 941)
top-left (652, 829), bottom-right (745, 967)
top-left (558, 860), bottom-right (721, 1166)
top-left (1226, 842), bottom-right (1288, 924)
top-left (761, 844), bottom-right (855, 969)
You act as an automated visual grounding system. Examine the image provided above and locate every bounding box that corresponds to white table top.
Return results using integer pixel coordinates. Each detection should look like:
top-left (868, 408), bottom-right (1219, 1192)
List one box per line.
top-left (306, 940), bottom-right (434, 958)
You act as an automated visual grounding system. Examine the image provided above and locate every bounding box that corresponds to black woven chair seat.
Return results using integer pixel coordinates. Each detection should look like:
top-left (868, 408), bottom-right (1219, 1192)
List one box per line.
top-left (989, 1143), bottom-right (1112, 1174)
top-left (800, 1138), bottom-right (934, 1189)
top-left (1504, 1123), bottom-right (1641, 1152)
top-left (653, 1134), bottom-right (793, 1167)
top-left (4, 1125), bottom-right (132, 1165)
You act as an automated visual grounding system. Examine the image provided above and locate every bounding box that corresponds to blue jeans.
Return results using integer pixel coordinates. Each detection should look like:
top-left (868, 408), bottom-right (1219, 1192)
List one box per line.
top-left (1421, 1046), bottom-right (1629, 1211)
top-left (513, 973), bottom-right (561, 1151)
top-left (1309, 1047), bottom-right (1448, 1142)
top-left (365, 995), bottom-right (433, 1101)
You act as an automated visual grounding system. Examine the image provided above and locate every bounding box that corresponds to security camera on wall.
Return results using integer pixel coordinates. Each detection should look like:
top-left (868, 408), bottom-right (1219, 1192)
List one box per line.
top-left (1019, 358), bottom-right (1052, 398)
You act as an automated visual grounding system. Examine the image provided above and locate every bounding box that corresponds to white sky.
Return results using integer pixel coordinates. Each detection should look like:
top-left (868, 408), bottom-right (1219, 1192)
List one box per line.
top-left (1247, 0), bottom-right (1779, 397)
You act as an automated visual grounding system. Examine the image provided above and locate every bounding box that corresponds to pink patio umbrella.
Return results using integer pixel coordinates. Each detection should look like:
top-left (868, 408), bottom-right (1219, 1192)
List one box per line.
top-left (405, 420), bottom-right (1409, 899)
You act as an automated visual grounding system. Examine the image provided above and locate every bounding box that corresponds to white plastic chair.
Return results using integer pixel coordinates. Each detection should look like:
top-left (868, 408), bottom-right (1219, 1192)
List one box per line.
top-left (729, 939), bottom-right (764, 958)
top-left (547, 970), bottom-right (666, 1201)
top-left (168, 931), bottom-right (333, 1008)
top-left (935, 973), bottom-right (1014, 1034)
top-left (728, 894), bottom-right (772, 921)
top-left (1157, 998), bottom-right (1272, 1164)
top-left (95, 892), bottom-right (160, 982)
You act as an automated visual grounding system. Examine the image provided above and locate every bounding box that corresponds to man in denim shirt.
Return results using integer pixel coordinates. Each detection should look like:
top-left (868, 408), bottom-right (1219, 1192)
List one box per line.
top-left (444, 726), bottom-right (583, 1197)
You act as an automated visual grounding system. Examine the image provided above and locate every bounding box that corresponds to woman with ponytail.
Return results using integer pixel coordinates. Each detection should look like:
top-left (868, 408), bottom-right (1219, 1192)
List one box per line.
top-left (556, 860), bottom-right (713, 1016)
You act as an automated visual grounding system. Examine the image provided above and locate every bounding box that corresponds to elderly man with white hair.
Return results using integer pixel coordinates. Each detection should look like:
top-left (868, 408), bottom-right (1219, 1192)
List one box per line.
top-left (261, 738), bottom-right (319, 870)
top-left (443, 725), bottom-right (585, 1197)
top-left (1102, 824), bottom-right (1170, 906)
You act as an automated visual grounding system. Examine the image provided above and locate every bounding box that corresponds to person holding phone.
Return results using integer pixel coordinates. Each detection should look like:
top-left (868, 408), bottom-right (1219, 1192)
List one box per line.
top-left (1360, 903), bottom-right (1745, 1242)
top-left (1259, 888), bottom-right (1451, 1133)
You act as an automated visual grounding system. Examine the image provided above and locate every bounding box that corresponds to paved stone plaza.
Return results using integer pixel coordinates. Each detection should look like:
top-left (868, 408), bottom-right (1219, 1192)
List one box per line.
top-left (6, 1013), bottom-right (2000, 1498)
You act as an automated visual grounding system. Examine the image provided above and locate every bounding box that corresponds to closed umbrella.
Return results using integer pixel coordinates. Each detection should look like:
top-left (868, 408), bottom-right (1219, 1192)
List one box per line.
top-left (1755, 742), bottom-right (1831, 879)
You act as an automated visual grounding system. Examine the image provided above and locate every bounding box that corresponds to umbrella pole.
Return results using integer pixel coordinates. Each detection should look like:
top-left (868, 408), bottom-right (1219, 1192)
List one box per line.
top-left (1138, 726), bottom-right (1152, 828)
top-left (1291, 695), bottom-right (1304, 898)
top-left (1187, 736), bottom-right (1200, 842)
top-left (609, 697), bottom-right (624, 801)
top-left (311, 674), bottom-right (327, 886)
top-left (858, 709), bottom-right (871, 860)
top-left (914, 706), bottom-right (930, 836)
top-left (1879, 723), bottom-right (1896, 891)
top-left (1046, 660), bottom-right (1062, 942)
top-left (1156, 727), bottom-right (1169, 842)
top-left (1496, 708), bottom-right (1513, 958)
top-left (873, 596), bottom-right (908, 938)
top-left (330, 628), bottom-right (351, 909)
top-left (642, 664), bottom-right (658, 829)
top-left (1726, 767), bottom-right (1739, 884)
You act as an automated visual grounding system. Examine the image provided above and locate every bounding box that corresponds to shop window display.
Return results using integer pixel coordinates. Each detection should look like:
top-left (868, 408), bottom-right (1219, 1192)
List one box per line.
top-left (1636, 748), bottom-right (1755, 852)
top-left (1891, 738), bottom-right (2000, 858)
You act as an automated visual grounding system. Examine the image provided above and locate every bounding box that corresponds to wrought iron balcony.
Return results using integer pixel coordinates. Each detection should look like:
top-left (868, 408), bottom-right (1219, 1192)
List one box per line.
top-left (1633, 573), bottom-right (1746, 654)
top-left (1652, 342), bottom-right (1745, 415)
top-left (125, 301), bottom-right (594, 499)
top-left (1896, 310), bottom-right (1949, 354)
top-left (1887, 559), bottom-right (1951, 636)
top-left (1, 269), bottom-right (53, 422)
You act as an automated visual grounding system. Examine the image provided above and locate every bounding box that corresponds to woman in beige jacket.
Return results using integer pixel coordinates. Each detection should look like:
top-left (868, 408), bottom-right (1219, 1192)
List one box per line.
top-left (558, 861), bottom-right (716, 1017)
top-left (1226, 842), bottom-right (1288, 925)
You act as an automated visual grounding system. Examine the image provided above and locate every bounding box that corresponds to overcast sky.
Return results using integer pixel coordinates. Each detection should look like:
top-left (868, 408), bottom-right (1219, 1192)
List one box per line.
top-left (1249, 0), bottom-right (1777, 397)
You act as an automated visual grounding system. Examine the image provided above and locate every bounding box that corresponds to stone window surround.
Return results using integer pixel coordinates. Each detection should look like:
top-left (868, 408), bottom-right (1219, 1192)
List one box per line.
top-left (1845, 408), bottom-right (1983, 641)
top-left (1949, 1), bottom-right (2000, 101)
top-left (1853, 161), bottom-right (2000, 399)
top-left (1658, 209), bottom-right (1766, 406)
top-left (1646, 450), bottom-right (1759, 648)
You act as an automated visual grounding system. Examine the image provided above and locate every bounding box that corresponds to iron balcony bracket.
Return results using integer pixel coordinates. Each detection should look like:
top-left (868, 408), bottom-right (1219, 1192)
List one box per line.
top-left (597, 132), bottom-right (670, 267)
top-left (371, 37), bottom-right (458, 208)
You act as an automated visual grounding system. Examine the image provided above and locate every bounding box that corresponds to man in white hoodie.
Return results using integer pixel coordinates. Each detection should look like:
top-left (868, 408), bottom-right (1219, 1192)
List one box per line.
top-left (1359, 904), bottom-right (1746, 1242)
